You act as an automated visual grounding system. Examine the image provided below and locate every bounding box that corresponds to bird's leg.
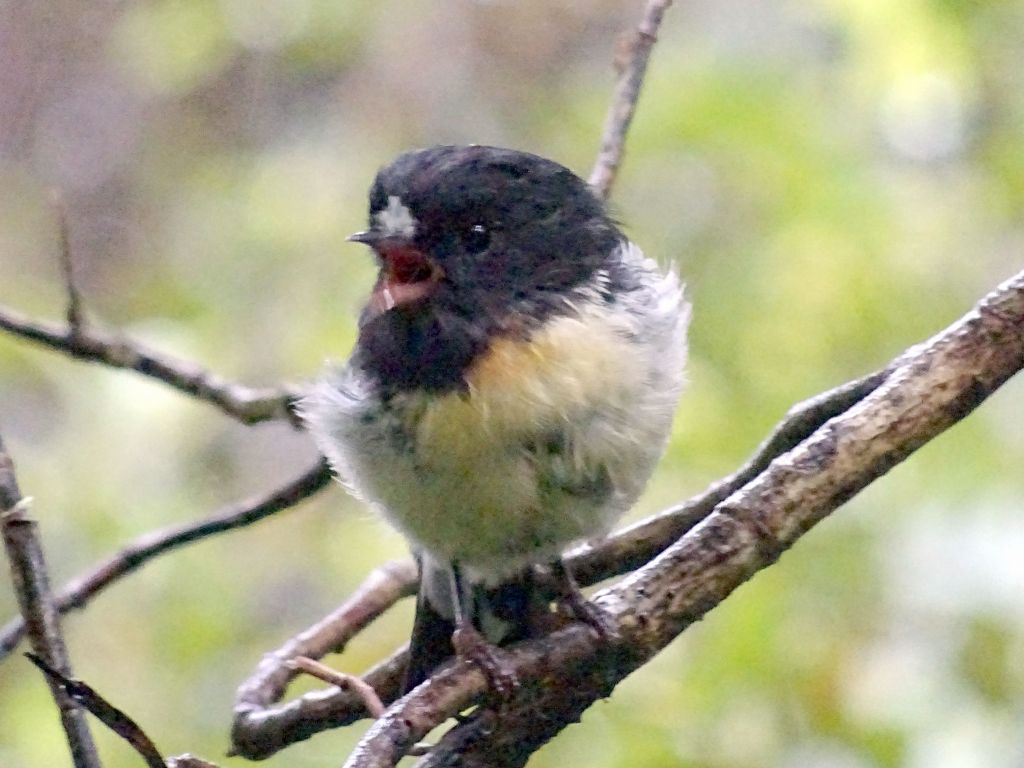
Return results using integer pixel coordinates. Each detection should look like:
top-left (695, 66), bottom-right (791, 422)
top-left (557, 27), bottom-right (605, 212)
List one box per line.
top-left (448, 564), bottom-right (518, 698)
top-left (549, 558), bottom-right (620, 643)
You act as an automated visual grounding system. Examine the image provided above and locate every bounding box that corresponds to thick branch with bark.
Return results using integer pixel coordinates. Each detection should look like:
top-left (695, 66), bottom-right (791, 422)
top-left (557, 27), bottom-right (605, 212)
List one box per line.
top-left (341, 268), bottom-right (1024, 767)
top-left (228, 372), bottom-right (885, 758)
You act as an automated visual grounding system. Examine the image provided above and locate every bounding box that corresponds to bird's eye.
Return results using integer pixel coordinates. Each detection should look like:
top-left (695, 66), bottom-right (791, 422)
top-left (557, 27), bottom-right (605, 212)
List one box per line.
top-left (463, 224), bottom-right (491, 254)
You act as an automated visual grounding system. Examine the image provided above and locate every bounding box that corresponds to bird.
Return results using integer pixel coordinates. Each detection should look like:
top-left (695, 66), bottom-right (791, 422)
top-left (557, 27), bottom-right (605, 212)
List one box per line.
top-left (301, 144), bottom-right (689, 695)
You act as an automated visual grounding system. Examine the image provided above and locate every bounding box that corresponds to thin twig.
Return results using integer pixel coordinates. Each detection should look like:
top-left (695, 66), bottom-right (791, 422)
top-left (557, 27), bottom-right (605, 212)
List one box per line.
top-left (0, 460), bottom-right (333, 662)
top-left (589, 0), bottom-right (675, 200)
top-left (2, 211), bottom-right (299, 424)
top-left (25, 653), bottom-right (224, 768)
top-left (288, 657), bottom-right (387, 718)
top-left (0, 304), bottom-right (299, 425)
top-left (0, 435), bottom-right (101, 768)
top-left (226, 370), bottom-right (886, 759)
top-left (230, 559), bottom-right (417, 758)
top-left (26, 652), bottom-right (166, 768)
top-left (50, 193), bottom-right (85, 334)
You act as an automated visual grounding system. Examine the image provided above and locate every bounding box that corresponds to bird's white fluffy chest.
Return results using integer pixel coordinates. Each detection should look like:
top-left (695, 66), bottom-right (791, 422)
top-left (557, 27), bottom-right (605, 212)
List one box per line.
top-left (304, 252), bottom-right (687, 581)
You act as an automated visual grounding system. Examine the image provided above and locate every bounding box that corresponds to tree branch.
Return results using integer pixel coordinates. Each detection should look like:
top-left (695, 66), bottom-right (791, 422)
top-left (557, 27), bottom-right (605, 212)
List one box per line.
top-left (0, 434), bottom-right (102, 768)
top-left (226, 369), bottom-right (887, 758)
top-left (51, 193), bottom-right (85, 334)
top-left (0, 304), bottom-right (299, 424)
top-left (341, 267), bottom-right (1024, 767)
top-left (230, 560), bottom-right (417, 758)
top-left (0, 460), bottom-right (333, 662)
top-left (566, 369), bottom-right (886, 586)
top-left (27, 652), bottom-right (166, 768)
top-left (589, 0), bottom-right (675, 200)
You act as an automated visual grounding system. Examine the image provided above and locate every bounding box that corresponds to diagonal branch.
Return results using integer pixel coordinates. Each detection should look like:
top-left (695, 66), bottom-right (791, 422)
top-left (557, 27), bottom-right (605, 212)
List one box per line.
top-left (589, 0), bottom-right (675, 200)
top-left (227, 370), bottom-right (886, 759)
top-left (0, 460), bottom-right (333, 662)
top-left (0, 434), bottom-right (101, 768)
top-left (2, 213), bottom-right (301, 425)
top-left (566, 368), bottom-right (886, 585)
top-left (0, 304), bottom-right (299, 424)
top-left (340, 267), bottom-right (1024, 767)
top-left (51, 193), bottom-right (85, 334)
top-left (27, 652), bottom-right (167, 768)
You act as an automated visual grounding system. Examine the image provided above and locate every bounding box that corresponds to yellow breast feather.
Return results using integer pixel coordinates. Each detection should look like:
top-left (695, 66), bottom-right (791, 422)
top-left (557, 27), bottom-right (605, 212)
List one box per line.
top-left (413, 308), bottom-right (641, 460)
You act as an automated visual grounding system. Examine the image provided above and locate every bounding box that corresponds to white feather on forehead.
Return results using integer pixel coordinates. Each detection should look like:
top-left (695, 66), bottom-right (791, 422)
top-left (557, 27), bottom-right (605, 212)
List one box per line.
top-left (375, 195), bottom-right (417, 238)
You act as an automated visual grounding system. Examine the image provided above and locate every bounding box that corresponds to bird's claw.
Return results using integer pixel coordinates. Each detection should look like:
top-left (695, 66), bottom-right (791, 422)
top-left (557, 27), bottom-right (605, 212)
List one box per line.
top-left (566, 597), bottom-right (621, 644)
top-left (452, 623), bottom-right (519, 699)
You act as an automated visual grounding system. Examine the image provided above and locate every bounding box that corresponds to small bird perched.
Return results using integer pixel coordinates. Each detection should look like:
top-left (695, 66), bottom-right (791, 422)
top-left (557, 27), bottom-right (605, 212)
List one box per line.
top-left (302, 145), bottom-right (688, 694)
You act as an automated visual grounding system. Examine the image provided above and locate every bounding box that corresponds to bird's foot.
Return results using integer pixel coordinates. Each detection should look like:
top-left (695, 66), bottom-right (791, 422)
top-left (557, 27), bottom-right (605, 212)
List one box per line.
top-left (549, 560), bottom-right (621, 643)
top-left (564, 593), bottom-right (621, 644)
top-left (451, 622), bottom-right (518, 699)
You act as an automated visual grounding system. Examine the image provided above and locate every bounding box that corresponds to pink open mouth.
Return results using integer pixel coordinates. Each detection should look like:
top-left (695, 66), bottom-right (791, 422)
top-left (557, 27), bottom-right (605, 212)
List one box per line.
top-left (369, 243), bottom-right (443, 315)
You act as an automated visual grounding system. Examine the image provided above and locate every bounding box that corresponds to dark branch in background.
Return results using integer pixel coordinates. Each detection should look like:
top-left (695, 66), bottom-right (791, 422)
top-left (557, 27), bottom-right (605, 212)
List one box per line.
top-left (589, 0), bottom-right (674, 199)
top-left (228, 371), bottom-right (885, 758)
top-left (52, 194), bottom-right (85, 333)
top-left (26, 653), bottom-right (220, 768)
top-left (341, 269), bottom-right (1024, 768)
top-left (0, 175), bottom-right (329, 661)
top-left (0, 305), bottom-right (299, 425)
top-left (27, 652), bottom-right (166, 768)
top-left (0, 435), bottom-right (101, 768)
top-left (0, 219), bottom-right (300, 426)
top-left (0, 460), bottom-right (333, 661)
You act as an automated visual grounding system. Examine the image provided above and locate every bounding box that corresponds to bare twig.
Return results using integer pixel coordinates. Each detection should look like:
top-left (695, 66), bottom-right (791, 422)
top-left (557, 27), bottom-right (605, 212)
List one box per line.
top-left (26, 652), bottom-right (166, 768)
top-left (0, 460), bottom-right (333, 662)
top-left (51, 193), bottom-right (86, 333)
top-left (230, 559), bottom-right (417, 758)
top-left (275, 664), bottom-right (436, 759)
top-left (226, 369), bottom-right (886, 759)
top-left (0, 305), bottom-right (299, 425)
top-left (345, 268), bottom-right (1024, 768)
top-left (26, 652), bottom-right (224, 768)
top-left (589, 0), bottom-right (675, 200)
top-left (0, 435), bottom-right (101, 768)
top-left (288, 657), bottom-right (387, 718)
top-left (2, 201), bottom-right (302, 423)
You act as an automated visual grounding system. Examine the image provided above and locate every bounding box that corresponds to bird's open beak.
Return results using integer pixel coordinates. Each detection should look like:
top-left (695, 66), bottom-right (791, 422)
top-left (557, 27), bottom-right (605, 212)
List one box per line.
top-left (350, 230), bottom-right (444, 315)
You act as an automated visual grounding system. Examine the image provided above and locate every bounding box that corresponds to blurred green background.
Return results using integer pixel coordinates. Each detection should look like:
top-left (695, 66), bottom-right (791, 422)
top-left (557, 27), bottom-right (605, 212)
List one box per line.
top-left (1, 1), bottom-right (1023, 766)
